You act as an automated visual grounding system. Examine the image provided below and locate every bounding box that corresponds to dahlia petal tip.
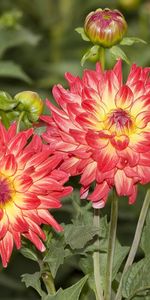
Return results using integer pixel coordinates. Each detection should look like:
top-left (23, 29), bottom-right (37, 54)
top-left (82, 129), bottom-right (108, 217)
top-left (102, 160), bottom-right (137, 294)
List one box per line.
top-left (92, 200), bottom-right (105, 209)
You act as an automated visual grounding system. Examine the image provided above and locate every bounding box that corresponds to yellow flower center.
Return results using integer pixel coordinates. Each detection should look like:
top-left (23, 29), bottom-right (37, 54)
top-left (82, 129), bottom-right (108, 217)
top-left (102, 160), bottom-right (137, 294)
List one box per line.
top-left (104, 108), bottom-right (134, 135)
top-left (0, 175), bottom-right (13, 207)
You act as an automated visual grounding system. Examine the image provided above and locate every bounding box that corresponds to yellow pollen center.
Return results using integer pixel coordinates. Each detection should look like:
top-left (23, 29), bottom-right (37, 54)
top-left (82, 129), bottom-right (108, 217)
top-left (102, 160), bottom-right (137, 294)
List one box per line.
top-left (0, 175), bottom-right (13, 207)
top-left (104, 108), bottom-right (134, 135)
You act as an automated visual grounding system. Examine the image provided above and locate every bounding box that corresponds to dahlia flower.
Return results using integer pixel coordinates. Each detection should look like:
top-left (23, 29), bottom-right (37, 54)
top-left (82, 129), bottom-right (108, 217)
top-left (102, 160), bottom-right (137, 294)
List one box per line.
top-left (41, 60), bottom-right (150, 209)
top-left (0, 123), bottom-right (72, 267)
top-left (84, 8), bottom-right (127, 48)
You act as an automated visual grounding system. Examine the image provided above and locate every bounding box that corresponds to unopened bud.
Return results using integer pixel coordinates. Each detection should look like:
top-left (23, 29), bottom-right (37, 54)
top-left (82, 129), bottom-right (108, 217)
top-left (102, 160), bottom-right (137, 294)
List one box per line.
top-left (84, 8), bottom-right (127, 48)
top-left (15, 91), bottom-right (43, 122)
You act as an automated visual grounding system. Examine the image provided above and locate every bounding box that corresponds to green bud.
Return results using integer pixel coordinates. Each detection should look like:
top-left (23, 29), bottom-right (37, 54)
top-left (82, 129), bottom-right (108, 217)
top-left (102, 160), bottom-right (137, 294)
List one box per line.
top-left (14, 91), bottom-right (43, 123)
top-left (118, 0), bottom-right (141, 12)
top-left (84, 8), bottom-right (127, 48)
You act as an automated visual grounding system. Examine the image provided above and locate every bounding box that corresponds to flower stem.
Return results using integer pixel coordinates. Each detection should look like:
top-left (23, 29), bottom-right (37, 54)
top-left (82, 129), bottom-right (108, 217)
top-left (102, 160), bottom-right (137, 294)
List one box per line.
top-left (42, 271), bottom-right (56, 295)
top-left (115, 189), bottom-right (150, 300)
top-left (99, 47), bottom-right (105, 71)
top-left (16, 111), bottom-right (25, 133)
top-left (93, 209), bottom-right (104, 300)
top-left (105, 190), bottom-right (118, 300)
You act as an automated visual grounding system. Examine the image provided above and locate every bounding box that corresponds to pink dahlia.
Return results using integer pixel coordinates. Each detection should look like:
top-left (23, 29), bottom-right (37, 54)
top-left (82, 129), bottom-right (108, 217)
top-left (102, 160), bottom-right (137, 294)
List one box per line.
top-left (41, 60), bottom-right (150, 208)
top-left (0, 123), bottom-right (72, 267)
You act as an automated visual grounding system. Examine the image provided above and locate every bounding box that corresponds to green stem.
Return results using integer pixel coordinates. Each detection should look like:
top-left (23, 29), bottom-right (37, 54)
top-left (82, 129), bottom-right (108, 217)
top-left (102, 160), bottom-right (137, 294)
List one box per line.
top-left (16, 111), bottom-right (25, 133)
top-left (42, 271), bottom-right (56, 295)
top-left (99, 47), bottom-right (105, 71)
top-left (93, 209), bottom-right (104, 300)
top-left (105, 190), bottom-right (118, 300)
top-left (115, 189), bottom-right (150, 300)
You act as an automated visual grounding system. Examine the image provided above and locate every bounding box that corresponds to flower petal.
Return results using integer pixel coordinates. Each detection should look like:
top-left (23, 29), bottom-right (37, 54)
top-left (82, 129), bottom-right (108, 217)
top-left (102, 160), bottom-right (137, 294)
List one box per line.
top-left (115, 85), bottom-right (133, 109)
top-left (38, 209), bottom-right (63, 232)
top-left (114, 170), bottom-right (133, 196)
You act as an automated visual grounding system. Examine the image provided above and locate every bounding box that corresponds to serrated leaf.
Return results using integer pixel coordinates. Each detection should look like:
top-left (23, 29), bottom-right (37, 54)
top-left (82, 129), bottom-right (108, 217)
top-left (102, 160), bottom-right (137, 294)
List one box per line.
top-left (43, 275), bottom-right (88, 300)
top-left (0, 61), bottom-right (31, 82)
top-left (0, 91), bottom-right (17, 111)
top-left (122, 256), bottom-right (150, 299)
top-left (20, 247), bottom-right (38, 262)
top-left (44, 241), bottom-right (65, 278)
top-left (81, 46), bottom-right (99, 66)
top-left (120, 37), bottom-right (146, 46)
top-left (110, 46), bottom-right (130, 64)
top-left (22, 272), bottom-right (45, 297)
top-left (75, 27), bottom-right (90, 41)
top-left (64, 224), bottom-right (99, 249)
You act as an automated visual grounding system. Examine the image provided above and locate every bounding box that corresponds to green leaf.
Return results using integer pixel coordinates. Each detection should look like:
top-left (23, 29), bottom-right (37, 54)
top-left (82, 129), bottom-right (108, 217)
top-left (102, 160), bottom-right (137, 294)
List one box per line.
top-left (44, 240), bottom-right (65, 278)
top-left (120, 37), bottom-right (146, 46)
top-left (81, 46), bottom-right (99, 66)
top-left (113, 241), bottom-right (129, 280)
top-left (110, 46), bottom-right (130, 64)
top-left (21, 272), bottom-right (46, 297)
top-left (20, 247), bottom-right (39, 262)
top-left (93, 240), bottom-right (129, 289)
top-left (75, 27), bottom-right (90, 41)
top-left (0, 27), bottom-right (40, 57)
top-left (43, 275), bottom-right (88, 300)
top-left (122, 256), bottom-right (150, 299)
top-left (0, 91), bottom-right (17, 111)
top-left (79, 256), bottom-right (95, 292)
top-left (0, 61), bottom-right (31, 83)
top-left (64, 223), bottom-right (99, 249)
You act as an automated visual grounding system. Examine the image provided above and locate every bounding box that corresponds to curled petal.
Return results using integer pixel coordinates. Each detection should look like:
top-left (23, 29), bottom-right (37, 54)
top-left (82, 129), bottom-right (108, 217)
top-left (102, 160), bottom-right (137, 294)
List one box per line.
top-left (88, 181), bottom-right (110, 207)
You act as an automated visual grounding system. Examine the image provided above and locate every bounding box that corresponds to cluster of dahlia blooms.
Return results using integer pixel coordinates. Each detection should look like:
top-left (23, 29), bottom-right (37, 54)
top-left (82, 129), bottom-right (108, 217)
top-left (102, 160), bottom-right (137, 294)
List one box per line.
top-left (0, 122), bottom-right (72, 267)
top-left (41, 60), bottom-right (150, 208)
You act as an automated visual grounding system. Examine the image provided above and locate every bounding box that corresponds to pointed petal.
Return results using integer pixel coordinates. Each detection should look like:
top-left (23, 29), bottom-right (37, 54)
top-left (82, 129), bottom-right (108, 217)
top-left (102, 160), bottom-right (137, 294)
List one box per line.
top-left (38, 209), bottom-right (63, 231)
top-left (113, 59), bottom-right (122, 87)
top-left (88, 181), bottom-right (110, 207)
top-left (86, 130), bottom-right (109, 149)
top-left (128, 185), bottom-right (137, 204)
top-left (2, 232), bottom-right (13, 267)
top-left (97, 145), bottom-right (118, 172)
top-left (0, 154), bottom-right (17, 177)
top-left (13, 174), bottom-right (33, 192)
top-left (24, 230), bottom-right (45, 252)
top-left (115, 85), bottom-right (133, 109)
top-left (80, 162), bottom-right (97, 186)
top-left (14, 192), bottom-right (40, 210)
top-left (0, 214), bottom-right (9, 239)
top-left (38, 195), bottom-right (61, 209)
top-left (114, 170), bottom-right (133, 196)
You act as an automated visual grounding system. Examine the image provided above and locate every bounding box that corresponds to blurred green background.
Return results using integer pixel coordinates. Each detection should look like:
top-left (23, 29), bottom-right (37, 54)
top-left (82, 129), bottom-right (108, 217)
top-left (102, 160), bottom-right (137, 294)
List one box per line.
top-left (0, 0), bottom-right (150, 299)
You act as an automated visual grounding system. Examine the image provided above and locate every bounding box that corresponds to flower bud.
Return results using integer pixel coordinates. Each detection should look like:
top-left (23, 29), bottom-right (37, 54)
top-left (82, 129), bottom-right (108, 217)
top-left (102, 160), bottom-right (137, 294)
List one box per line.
top-left (118, 0), bottom-right (141, 12)
top-left (84, 8), bottom-right (127, 48)
top-left (15, 91), bottom-right (43, 122)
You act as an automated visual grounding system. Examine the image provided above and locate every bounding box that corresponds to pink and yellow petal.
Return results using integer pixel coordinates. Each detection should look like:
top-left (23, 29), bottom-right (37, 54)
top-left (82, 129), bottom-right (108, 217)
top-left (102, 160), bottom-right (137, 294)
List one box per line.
top-left (115, 85), bottom-right (133, 109)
